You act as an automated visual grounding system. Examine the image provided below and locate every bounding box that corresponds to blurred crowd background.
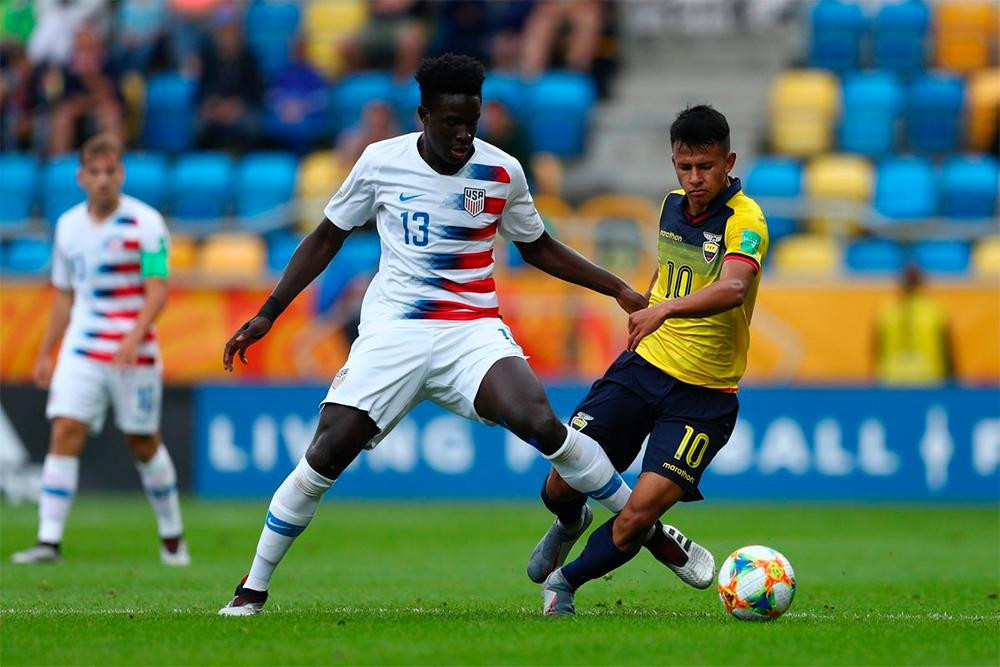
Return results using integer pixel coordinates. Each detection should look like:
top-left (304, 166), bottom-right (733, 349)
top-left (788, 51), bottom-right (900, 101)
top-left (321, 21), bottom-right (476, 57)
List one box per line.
top-left (0, 0), bottom-right (997, 387)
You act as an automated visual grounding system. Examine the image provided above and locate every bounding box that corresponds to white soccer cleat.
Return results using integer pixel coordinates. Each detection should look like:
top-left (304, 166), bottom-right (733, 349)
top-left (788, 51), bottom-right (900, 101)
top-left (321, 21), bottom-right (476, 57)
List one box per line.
top-left (542, 569), bottom-right (576, 617)
top-left (160, 539), bottom-right (191, 567)
top-left (11, 543), bottom-right (62, 565)
top-left (218, 576), bottom-right (268, 616)
top-left (661, 524), bottom-right (715, 589)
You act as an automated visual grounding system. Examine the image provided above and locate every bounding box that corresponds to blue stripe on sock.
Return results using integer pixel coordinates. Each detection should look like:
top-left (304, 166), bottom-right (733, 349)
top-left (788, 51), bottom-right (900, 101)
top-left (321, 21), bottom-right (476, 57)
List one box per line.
top-left (148, 484), bottom-right (176, 499)
top-left (41, 486), bottom-right (72, 498)
top-left (264, 511), bottom-right (305, 538)
top-left (586, 472), bottom-right (624, 501)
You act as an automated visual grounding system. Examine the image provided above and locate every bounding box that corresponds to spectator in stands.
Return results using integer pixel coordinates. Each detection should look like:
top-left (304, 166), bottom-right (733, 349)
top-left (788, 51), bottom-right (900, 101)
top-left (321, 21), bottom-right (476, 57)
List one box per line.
top-left (264, 40), bottom-right (330, 155)
top-left (429, 0), bottom-right (535, 70)
top-left (479, 99), bottom-right (534, 186)
top-left (341, 0), bottom-right (429, 79)
top-left (336, 100), bottom-right (400, 167)
top-left (27, 0), bottom-right (108, 67)
top-left (48, 23), bottom-right (124, 154)
top-left (169, 0), bottom-right (217, 75)
top-left (112, 0), bottom-right (169, 74)
top-left (874, 264), bottom-right (953, 385)
top-left (520, 0), bottom-right (602, 78)
top-left (0, 41), bottom-right (34, 150)
top-left (196, 5), bottom-right (263, 152)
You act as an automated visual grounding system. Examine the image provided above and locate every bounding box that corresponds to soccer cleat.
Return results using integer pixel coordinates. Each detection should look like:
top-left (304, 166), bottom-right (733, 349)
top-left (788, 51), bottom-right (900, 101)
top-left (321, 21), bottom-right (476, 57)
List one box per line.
top-left (160, 538), bottom-right (191, 567)
top-left (661, 524), bottom-right (715, 589)
top-left (527, 504), bottom-right (593, 583)
top-left (11, 543), bottom-right (62, 565)
top-left (542, 569), bottom-right (576, 616)
top-left (218, 575), bottom-right (268, 616)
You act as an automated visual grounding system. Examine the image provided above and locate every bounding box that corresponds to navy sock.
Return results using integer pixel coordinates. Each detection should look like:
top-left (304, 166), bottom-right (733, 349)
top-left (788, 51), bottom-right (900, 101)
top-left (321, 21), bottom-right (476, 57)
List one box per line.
top-left (560, 516), bottom-right (638, 589)
top-left (540, 482), bottom-right (587, 528)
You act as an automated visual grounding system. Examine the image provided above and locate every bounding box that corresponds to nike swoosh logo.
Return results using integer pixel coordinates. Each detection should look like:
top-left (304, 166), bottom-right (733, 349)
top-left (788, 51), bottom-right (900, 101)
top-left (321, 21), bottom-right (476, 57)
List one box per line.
top-left (399, 193), bottom-right (423, 201)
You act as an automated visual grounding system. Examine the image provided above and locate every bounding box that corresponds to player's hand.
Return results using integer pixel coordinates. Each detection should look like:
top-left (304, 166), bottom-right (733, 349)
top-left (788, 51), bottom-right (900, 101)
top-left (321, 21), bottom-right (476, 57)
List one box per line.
top-left (615, 287), bottom-right (648, 314)
top-left (626, 303), bottom-right (669, 351)
top-left (113, 331), bottom-right (143, 368)
top-left (32, 355), bottom-right (54, 389)
top-left (223, 316), bottom-right (272, 371)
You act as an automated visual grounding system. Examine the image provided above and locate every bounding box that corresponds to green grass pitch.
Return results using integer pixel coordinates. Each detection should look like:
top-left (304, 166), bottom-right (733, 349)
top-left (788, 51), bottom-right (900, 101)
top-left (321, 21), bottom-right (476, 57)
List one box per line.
top-left (1, 498), bottom-right (997, 666)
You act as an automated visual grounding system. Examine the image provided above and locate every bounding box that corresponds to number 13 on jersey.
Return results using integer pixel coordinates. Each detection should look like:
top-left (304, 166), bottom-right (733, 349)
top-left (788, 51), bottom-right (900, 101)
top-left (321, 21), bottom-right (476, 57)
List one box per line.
top-left (401, 212), bottom-right (430, 246)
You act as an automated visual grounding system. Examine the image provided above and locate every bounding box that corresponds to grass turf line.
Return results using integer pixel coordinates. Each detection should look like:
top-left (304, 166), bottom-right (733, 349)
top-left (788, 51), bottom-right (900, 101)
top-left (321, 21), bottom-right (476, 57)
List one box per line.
top-left (1, 498), bottom-right (997, 666)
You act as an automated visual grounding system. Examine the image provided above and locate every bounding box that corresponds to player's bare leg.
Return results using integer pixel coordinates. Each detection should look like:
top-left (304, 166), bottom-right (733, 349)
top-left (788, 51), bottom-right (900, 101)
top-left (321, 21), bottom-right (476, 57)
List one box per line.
top-left (474, 358), bottom-right (632, 513)
top-left (219, 403), bottom-right (377, 616)
top-left (12, 417), bottom-right (87, 564)
top-left (126, 433), bottom-right (189, 566)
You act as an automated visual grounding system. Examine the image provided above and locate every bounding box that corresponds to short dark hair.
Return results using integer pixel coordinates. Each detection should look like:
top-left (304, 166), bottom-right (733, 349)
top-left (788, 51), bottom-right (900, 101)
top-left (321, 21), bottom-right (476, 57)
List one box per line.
top-left (669, 105), bottom-right (730, 153)
top-left (415, 53), bottom-right (485, 109)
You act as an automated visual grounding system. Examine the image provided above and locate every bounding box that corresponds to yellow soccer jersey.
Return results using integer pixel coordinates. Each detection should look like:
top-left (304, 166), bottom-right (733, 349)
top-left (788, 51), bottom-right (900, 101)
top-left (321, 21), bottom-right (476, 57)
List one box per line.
top-left (636, 177), bottom-right (768, 390)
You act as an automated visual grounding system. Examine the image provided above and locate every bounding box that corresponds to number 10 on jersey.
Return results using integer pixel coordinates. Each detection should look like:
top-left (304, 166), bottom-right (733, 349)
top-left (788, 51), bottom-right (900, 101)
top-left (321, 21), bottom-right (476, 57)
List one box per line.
top-left (401, 212), bottom-right (430, 246)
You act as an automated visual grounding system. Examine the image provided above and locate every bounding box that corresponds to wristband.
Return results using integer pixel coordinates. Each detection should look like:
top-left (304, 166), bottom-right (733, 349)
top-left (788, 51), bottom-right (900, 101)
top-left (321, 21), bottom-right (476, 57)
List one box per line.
top-left (257, 296), bottom-right (286, 322)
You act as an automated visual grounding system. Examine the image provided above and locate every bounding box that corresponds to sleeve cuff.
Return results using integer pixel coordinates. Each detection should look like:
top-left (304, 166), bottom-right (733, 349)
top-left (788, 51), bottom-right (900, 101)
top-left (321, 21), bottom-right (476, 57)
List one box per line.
top-left (723, 253), bottom-right (760, 273)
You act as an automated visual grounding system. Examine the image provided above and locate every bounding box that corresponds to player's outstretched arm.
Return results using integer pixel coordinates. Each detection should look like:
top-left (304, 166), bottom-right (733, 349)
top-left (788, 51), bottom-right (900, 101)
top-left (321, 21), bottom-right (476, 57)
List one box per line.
top-left (514, 232), bottom-right (647, 313)
top-left (33, 289), bottom-right (74, 388)
top-left (223, 220), bottom-right (351, 371)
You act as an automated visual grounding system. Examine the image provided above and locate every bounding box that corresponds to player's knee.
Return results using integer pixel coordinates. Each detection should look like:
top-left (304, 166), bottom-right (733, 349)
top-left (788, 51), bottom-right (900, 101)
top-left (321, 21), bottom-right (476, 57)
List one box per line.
top-left (125, 434), bottom-right (159, 462)
top-left (513, 409), bottom-right (564, 454)
top-left (613, 507), bottom-right (656, 552)
top-left (50, 418), bottom-right (87, 456)
top-left (304, 405), bottom-right (373, 479)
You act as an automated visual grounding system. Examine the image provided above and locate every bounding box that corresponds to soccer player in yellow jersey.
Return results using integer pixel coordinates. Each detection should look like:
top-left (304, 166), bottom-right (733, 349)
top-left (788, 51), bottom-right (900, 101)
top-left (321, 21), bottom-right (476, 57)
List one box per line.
top-left (528, 105), bottom-right (769, 615)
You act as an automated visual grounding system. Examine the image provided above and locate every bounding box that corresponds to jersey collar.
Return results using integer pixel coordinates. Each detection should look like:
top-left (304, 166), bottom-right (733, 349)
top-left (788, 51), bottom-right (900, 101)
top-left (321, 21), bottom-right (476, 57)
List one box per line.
top-left (682, 177), bottom-right (742, 225)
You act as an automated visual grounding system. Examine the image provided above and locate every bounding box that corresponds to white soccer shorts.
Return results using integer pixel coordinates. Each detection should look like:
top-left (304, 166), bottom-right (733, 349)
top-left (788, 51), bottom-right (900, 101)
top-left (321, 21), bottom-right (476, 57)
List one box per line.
top-left (322, 318), bottom-right (528, 448)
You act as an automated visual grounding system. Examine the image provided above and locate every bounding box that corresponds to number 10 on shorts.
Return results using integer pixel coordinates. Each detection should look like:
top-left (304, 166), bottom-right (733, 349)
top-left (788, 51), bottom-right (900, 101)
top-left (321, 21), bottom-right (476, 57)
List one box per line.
top-left (675, 425), bottom-right (709, 468)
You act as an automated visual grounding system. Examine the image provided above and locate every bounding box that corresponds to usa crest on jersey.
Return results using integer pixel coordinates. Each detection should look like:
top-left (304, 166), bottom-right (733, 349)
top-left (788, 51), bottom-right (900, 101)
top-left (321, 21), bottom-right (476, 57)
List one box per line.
top-left (464, 187), bottom-right (486, 217)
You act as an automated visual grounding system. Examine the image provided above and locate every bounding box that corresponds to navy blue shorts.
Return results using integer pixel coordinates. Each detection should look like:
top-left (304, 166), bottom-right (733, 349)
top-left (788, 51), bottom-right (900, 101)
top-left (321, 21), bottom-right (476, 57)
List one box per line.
top-left (568, 351), bottom-right (739, 501)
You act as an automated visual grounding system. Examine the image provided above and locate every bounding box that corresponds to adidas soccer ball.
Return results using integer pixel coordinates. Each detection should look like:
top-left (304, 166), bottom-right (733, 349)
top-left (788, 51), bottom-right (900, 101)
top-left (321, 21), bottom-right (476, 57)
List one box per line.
top-left (717, 545), bottom-right (796, 621)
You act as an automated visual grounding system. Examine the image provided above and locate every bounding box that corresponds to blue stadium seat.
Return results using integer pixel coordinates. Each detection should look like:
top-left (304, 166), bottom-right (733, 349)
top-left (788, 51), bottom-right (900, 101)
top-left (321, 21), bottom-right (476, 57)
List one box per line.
top-left (913, 239), bottom-right (970, 274)
top-left (392, 79), bottom-right (421, 131)
top-left (144, 73), bottom-right (196, 153)
top-left (0, 153), bottom-right (38, 225)
top-left (245, 1), bottom-right (300, 79)
top-left (235, 152), bottom-right (297, 220)
top-left (527, 72), bottom-right (596, 157)
top-left (42, 156), bottom-right (84, 225)
top-left (839, 71), bottom-right (903, 156)
top-left (940, 155), bottom-right (999, 219)
top-left (483, 73), bottom-right (527, 118)
top-left (808, 0), bottom-right (866, 72)
top-left (845, 238), bottom-right (906, 273)
top-left (170, 153), bottom-right (234, 220)
top-left (2, 238), bottom-right (51, 273)
top-left (874, 156), bottom-right (937, 219)
top-left (331, 72), bottom-right (395, 134)
top-left (744, 158), bottom-right (802, 240)
top-left (907, 73), bottom-right (964, 153)
top-left (316, 232), bottom-right (381, 314)
top-left (265, 230), bottom-right (303, 274)
top-left (872, 0), bottom-right (930, 74)
top-left (122, 153), bottom-right (168, 211)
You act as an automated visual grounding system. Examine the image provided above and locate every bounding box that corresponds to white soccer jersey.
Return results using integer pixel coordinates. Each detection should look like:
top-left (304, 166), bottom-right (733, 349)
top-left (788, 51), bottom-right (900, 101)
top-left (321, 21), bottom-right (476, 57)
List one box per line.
top-left (51, 195), bottom-right (169, 366)
top-left (323, 132), bottom-right (545, 326)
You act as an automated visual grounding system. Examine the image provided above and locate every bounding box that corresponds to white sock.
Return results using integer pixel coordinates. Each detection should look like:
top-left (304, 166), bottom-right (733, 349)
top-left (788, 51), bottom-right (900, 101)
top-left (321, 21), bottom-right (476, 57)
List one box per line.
top-left (135, 444), bottom-right (183, 538)
top-left (543, 427), bottom-right (632, 513)
top-left (38, 454), bottom-right (79, 544)
top-left (244, 458), bottom-right (334, 592)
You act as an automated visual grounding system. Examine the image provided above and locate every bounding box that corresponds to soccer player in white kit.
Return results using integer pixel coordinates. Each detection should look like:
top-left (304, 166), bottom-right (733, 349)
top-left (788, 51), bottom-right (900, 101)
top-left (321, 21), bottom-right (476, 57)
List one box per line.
top-left (218, 54), bottom-right (646, 615)
top-left (11, 133), bottom-right (189, 566)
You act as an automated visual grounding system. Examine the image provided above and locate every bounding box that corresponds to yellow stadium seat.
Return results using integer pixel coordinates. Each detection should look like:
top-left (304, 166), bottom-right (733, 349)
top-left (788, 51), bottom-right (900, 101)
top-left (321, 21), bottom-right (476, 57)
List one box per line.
top-left (298, 150), bottom-right (348, 228)
top-left (531, 153), bottom-right (564, 196)
top-left (769, 70), bottom-right (840, 156)
top-left (197, 233), bottom-right (266, 278)
top-left (533, 193), bottom-right (574, 221)
top-left (804, 154), bottom-right (874, 234)
top-left (169, 235), bottom-right (198, 273)
top-left (304, 0), bottom-right (368, 77)
top-left (772, 235), bottom-right (842, 275)
top-left (935, 2), bottom-right (998, 73)
top-left (967, 69), bottom-right (1000, 151)
top-left (578, 194), bottom-right (659, 227)
top-left (972, 237), bottom-right (1000, 277)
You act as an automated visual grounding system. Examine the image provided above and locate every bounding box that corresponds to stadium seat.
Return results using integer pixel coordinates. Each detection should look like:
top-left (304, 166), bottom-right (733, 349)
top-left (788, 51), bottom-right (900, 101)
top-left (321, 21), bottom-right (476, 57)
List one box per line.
top-left (912, 239), bottom-right (970, 274)
top-left (769, 70), bottom-right (840, 156)
top-left (805, 154), bottom-right (873, 232)
top-left (245, 1), bottom-right (300, 79)
top-left (392, 79), bottom-right (421, 131)
top-left (0, 153), bottom-right (38, 225)
top-left (315, 232), bottom-right (381, 314)
top-left (771, 235), bottom-right (841, 275)
top-left (845, 238), bottom-right (906, 274)
top-left (872, 0), bottom-right (930, 75)
top-left (971, 236), bottom-right (1000, 276)
top-left (578, 194), bottom-right (658, 227)
top-left (122, 153), bottom-right (168, 211)
top-left (483, 73), bottom-right (528, 118)
top-left (808, 0), bottom-right (866, 72)
top-left (235, 152), bottom-right (298, 224)
top-left (907, 73), bottom-right (964, 153)
top-left (197, 233), bottom-right (266, 278)
top-left (297, 150), bottom-right (349, 227)
top-left (169, 235), bottom-right (197, 273)
top-left (143, 72), bottom-right (196, 154)
top-left (303, 0), bottom-right (367, 78)
top-left (874, 156), bottom-right (936, 220)
top-left (940, 155), bottom-right (998, 219)
top-left (330, 72), bottom-right (395, 134)
top-left (170, 153), bottom-right (234, 221)
top-left (265, 230), bottom-right (303, 275)
top-left (934, 1), bottom-right (997, 73)
top-left (533, 194), bottom-right (574, 221)
top-left (2, 238), bottom-right (51, 273)
top-left (531, 153), bottom-right (564, 196)
top-left (42, 156), bottom-right (84, 225)
top-left (744, 158), bottom-right (802, 240)
top-left (839, 71), bottom-right (903, 156)
top-left (527, 72), bottom-right (596, 157)
top-left (967, 69), bottom-right (1000, 151)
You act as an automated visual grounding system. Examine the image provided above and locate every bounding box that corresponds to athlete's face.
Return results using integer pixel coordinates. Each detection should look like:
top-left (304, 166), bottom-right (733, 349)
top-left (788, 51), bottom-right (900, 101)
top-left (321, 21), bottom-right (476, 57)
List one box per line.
top-left (418, 94), bottom-right (480, 173)
top-left (78, 152), bottom-right (124, 210)
top-left (672, 141), bottom-right (735, 213)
